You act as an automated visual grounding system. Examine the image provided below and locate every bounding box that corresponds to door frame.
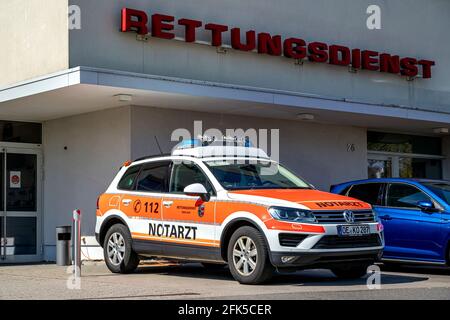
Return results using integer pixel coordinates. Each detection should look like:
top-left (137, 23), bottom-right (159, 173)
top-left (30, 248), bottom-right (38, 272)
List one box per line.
top-left (0, 142), bottom-right (43, 263)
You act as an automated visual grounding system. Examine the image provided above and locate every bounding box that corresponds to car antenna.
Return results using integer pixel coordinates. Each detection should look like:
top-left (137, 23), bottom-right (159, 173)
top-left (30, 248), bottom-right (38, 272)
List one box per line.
top-left (154, 136), bottom-right (164, 155)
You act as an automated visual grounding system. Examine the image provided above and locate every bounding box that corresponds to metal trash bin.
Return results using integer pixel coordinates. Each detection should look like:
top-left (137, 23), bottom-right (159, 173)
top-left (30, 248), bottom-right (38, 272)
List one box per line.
top-left (56, 226), bottom-right (71, 266)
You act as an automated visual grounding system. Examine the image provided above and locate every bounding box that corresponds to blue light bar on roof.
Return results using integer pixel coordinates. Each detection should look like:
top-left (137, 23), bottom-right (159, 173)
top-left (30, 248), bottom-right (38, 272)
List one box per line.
top-left (174, 139), bottom-right (203, 150)
top-left (173, 136), bottom-right (254, 152)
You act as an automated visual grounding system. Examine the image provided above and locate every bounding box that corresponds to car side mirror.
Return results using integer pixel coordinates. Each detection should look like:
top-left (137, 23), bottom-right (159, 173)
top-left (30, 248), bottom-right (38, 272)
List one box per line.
top-left (417, 200), bottom-right (437, 212)
top-left (184, 183), bottom-right (210, 202)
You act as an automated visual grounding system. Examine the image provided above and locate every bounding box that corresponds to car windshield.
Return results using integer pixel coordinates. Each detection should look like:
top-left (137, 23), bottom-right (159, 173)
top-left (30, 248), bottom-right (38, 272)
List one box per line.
top-left (423, 182), bottom-right (450, 205)
top-left (205, 160), bottom-right (311, 190)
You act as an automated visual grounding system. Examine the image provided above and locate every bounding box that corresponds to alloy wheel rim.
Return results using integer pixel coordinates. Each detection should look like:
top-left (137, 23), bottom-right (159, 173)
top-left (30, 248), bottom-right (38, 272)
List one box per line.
top-left (232, 236), bottom-right (258, 276)
top-left (107, 232), bottom-right (125, 266)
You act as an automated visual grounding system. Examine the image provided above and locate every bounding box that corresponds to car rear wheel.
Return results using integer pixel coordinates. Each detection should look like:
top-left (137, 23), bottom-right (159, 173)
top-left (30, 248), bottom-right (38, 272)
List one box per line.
top-left (381, 261), bottom-right (401, 270)
top-left (331, 263), bottom-right (370, 279)
top-left (227, 226), bottom-right (274, 284)
top-left (104, 224), bottom-right (140, 274)
top-left (447, 242), bottom-right (450, 266)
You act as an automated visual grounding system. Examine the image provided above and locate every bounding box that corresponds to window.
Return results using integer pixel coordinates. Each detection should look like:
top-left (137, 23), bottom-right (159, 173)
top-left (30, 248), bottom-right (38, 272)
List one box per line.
top-left (117, 165), bottom-right (141, 190)
top-left (3, 154), bottom-right (37, 212)
top-left (422, 182), bottom-right (450, 205)
top-left (205, 160), bottom-right (311, 190)
top-left (136, 161), bottom-right (170, 193)
top-left (387, 184), bottom-right (430, 208)
top-left (0, 121), bottom-right (42, 144)
top-left (335, 185), bottom-right (352, 195)
top-left (367, 132), bottom-right (443, 180)
top-left (170, 161), bottom-right (214, 194)
top-left (368, 131), bottom-right (441, 155)
top-left (347, 183), bottom-right (383, 206)
top-left (399, 158), bottom-right (442, 179)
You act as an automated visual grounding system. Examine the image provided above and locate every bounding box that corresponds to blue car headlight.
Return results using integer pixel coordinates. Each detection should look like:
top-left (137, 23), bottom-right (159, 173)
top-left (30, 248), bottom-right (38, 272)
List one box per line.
top-left (268, 206), bottom-right (317, 223)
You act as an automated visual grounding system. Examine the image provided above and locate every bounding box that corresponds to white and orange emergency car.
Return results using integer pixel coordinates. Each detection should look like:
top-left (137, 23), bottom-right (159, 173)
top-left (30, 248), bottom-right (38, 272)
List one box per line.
top-left (95, 139), bottom-right (384, 284)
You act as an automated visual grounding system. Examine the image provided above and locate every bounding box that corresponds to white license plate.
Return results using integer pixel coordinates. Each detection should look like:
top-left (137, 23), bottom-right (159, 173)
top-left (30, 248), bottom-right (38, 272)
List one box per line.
top-left (337, 225), bottom-right (370, 236)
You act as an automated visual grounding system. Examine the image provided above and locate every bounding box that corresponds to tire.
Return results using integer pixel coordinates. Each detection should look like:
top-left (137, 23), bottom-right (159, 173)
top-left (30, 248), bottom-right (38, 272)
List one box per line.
top-left (331, 263), bottom-right (370, 279)
top-left (201, 262), bottom-right (227, 270)
top-left (381, 261), bottom-right (401, 270)
top-left (447, 243), bottom-right (450, 266)
top-left (103, 223), bottom-right (140, 274)
top-left (227, 226), bottom-right (274, 284)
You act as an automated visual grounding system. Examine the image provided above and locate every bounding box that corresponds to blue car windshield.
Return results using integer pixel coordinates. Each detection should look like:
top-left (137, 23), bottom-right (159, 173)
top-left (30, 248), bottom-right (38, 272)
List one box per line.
top-left (423, 182), bottom-right (450, 205)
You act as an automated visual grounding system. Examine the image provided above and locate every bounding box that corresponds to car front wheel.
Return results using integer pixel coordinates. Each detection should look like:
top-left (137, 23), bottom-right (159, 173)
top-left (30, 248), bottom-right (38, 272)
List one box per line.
top-left (227, 226), bottom-right (274, 284)
top-left (104, 224), bottom-right (140, 274)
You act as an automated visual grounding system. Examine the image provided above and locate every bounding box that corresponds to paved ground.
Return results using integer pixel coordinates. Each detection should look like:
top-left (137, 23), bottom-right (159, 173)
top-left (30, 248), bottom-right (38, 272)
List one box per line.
top-left (0, 261), bottom-right (449, 300)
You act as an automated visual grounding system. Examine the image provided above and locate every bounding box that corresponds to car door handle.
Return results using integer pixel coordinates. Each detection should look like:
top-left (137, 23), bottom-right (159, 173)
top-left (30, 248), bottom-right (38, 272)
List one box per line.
top-left (380, 215), bottom-right (392, 221)
top-left (122, 199), bottom-right (132, 206)
top-left (163, 201), bottom-right (173, 208)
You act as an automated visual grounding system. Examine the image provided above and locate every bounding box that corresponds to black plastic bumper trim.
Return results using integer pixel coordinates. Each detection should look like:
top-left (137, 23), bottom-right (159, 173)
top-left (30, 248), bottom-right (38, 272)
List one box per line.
top-left (270, 249), bottom-right (383, 268)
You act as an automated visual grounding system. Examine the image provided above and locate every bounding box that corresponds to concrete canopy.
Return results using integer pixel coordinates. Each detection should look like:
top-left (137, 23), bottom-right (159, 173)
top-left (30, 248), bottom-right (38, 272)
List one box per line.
top-left (0, 66), bottom-right (449, 135)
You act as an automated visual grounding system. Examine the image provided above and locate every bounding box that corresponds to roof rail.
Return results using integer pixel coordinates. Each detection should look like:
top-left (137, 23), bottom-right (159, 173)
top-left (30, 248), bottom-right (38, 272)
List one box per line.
top-left (133, 153), bottom-right (171, 162)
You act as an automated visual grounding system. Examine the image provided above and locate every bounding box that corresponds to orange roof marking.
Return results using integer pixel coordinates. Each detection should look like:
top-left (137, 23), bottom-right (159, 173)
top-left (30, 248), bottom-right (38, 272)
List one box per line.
top-left (229, 189), bottom-right (371, 210)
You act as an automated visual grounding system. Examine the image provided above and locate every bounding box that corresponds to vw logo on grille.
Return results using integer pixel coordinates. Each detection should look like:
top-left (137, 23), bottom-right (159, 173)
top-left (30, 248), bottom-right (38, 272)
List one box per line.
top-left (343, 210), bottom-right (355, 223)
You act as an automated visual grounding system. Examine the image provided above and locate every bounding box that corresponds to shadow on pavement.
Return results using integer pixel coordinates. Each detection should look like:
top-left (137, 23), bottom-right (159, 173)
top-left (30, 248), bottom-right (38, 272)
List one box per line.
top-left (132, 263), bottom-right (429, 286)
top-left (269, 270), bottom-right (428, 287)
top-left (380, 263), bottom-right (450, 276)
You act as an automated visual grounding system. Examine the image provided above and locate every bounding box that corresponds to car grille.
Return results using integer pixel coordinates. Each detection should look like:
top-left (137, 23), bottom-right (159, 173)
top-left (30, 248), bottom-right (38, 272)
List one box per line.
top-left (278, 233), bottom-right (308, 247)
top-left (313, 210), bottom-right (375, 224)
top-left (313, 234), bottom-right (382, 249)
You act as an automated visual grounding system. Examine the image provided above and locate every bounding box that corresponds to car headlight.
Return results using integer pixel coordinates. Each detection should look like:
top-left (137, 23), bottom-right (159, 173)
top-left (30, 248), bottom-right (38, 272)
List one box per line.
top-left (268, 206), bottom-right (317, 223)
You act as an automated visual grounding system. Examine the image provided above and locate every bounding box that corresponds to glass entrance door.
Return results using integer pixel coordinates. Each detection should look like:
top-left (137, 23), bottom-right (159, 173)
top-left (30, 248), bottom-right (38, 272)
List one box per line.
top-left (0, 146), bottom-right (42, 263)
top-left (367, 131), bottom-right (444, 179)
top-left (368, 153), bottom-right (443, 179)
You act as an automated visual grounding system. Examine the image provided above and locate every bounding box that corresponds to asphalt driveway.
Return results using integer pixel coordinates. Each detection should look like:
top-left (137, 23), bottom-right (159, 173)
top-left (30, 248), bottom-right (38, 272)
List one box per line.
top-left (0, 262), bottom-right (449, 300)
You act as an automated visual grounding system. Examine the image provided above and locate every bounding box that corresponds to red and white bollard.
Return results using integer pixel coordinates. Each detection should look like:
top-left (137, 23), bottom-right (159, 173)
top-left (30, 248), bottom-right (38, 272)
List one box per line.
top-left (72, 209), bottom-right (81, 278)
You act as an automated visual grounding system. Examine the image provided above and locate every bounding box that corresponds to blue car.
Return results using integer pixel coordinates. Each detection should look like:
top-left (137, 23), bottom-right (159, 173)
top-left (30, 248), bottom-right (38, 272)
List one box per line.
top-left (330, 178), bottom-right (450, 266)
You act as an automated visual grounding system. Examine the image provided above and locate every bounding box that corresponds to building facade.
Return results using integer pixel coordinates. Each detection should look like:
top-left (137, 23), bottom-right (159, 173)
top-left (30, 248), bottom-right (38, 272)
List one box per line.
top-left (1, 0), bottom-right (450, 262)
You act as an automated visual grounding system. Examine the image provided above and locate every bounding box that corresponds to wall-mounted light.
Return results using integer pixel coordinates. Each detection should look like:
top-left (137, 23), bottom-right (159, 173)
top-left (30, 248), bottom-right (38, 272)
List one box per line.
top-left (433, 127), bottom-right (449, 134)
top-left (297, 113), bottom-right (315, 121)
top-left (115, 94), bottom-right (133, 102)
top-left (216, 47), bottom-right (227, 54)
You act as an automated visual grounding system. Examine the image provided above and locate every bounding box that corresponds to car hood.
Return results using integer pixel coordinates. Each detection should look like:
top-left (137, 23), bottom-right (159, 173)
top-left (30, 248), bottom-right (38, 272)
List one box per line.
top-left (227, 189), bottom-right (371, 210)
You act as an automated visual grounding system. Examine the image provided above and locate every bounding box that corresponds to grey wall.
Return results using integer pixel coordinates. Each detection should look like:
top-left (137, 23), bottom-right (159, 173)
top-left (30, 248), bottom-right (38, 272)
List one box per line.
top-left (42, 106), bottom-right (131, 259)
top-left (130, 106), bottom-right (367, 191)
top-left (0, 0), bottom-right (69, 86)
top-left (70, 0), bottom-right (450, 113)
